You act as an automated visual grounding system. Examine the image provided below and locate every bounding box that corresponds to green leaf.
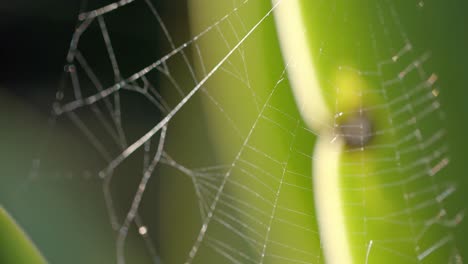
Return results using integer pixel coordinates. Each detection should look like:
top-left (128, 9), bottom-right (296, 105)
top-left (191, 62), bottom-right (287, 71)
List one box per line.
top-left (188, 1), bottom-right (463, 263)
top-left (0, 207), bottom-right (47, 264)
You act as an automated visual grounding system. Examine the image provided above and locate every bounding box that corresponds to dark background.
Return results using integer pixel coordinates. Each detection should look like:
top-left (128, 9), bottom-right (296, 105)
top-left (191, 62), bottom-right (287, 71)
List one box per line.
top-left (0, 0), bottom-right (194, 263)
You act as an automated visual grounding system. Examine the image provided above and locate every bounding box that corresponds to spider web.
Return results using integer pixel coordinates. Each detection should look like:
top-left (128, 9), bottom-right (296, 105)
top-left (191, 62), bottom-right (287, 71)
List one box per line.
top-left (28, 0), bottom-right (464, 263)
